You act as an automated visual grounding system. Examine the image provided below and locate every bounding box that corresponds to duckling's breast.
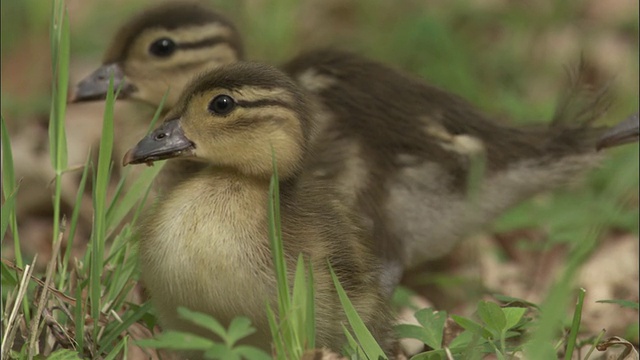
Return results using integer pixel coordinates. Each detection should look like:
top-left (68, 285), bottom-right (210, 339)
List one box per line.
top-left (138, 169), bottom-right (275, 334)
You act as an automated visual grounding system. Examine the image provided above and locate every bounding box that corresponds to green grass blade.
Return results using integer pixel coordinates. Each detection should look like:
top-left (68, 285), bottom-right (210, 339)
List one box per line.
top-left (45, 349), bottom-right (82, 360)
top-left (290, 255), bottom-right (307, 352)
top-left (103, 336), bottom-right (127, 360)
top-left (102, 88), bottom-right (167, 232)
top-left (0, 115), bottom-right (29, 326)
top-left (98, 302), bottom-right (152, 353)
top-left (269, 153), bottom-right (288, 308)
top-left (329, 263), bottom-right (386, 359)
top-left (563, 288), bottom-right (586, 360)
top-left (341, 324), bottom-right (362, 358)
top-left (0, 119), bottom-right (19, 245)
top-left (48, 1), bottom-right (69, 264)
top-left (58, 152), bottom-right (91, 290)
top-left (103, 244), bottom-right (137, 311)
top-left (74, 283), bottom-right (85, 354)
top-left (145, 88), bottom-right (170, 135)
top-left (267, 150), bottom-right (291, 339)
top-left (102, 93), bottom-right (168, 235)
top-left (523, 228), bottom-right (601, 359)
top-left (105, 225), bottom-right (134, 264)
top-left (583, 329), bottom-right (606, 360)
top-left (266, 304), bottom-right (286, 357)
top-left (0, 188), bottom-right (17, 244)
top-left (90, 73), bottom-right (116, 339)
top-left (1, 115), bottom-right (23, 268)
top-left (596, 299), bottom-right (639, 310)
top-left (105, 164), bottom-right (164, 233)
top-left (48, 2), bottom-right (69, 173)
top-left (305, 260), bottom-right (315, 350)
top-left (105, 172), bottom-right (128, 224)
top-left (286, 255), bottom-right (316, 353)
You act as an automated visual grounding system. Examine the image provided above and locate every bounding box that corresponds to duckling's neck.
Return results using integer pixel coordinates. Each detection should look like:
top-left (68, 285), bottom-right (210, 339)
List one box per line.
top-left (154, 166), bottom-right (275, 247)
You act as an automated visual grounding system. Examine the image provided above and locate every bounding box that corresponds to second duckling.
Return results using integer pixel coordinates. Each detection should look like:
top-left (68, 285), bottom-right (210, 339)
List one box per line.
top-left (124, 62), bottom-right (394, 355)
top-left (284, 50), bottom-right (612, 278)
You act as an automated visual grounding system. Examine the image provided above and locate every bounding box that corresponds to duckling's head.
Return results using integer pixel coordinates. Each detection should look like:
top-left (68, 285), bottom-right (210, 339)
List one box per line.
top-left (73, 1), bottom-right (244, 109)
top-left (123, 62), bottom-right (313, 179)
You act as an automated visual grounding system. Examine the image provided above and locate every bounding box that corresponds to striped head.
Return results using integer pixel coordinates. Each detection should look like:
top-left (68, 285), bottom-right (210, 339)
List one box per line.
top-left (123, 62), bottom-right (313, 179)
top-left (73, 1), bottom-right (244, 108)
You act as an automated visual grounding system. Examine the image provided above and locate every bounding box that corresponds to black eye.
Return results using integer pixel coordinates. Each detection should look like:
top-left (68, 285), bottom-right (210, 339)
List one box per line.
top-left (208, 95), bottom-right (236, 115)
top-left (149, 38), bottom-right (176, 57)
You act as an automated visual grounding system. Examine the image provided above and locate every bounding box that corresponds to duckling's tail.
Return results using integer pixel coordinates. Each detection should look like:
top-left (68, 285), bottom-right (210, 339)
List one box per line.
top-left (401, 62), bottom-right (618, 268)
top-left (544, 60), bottom-right (612, 155)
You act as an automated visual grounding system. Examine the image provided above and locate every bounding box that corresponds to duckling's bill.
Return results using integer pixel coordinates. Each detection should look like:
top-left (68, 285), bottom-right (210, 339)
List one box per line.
top-left (596, 112), bottom-right (640, 151)
top-left (72, 63), bottom-right (136, 102)
top-left (123, 119), bottom-right (195, 166)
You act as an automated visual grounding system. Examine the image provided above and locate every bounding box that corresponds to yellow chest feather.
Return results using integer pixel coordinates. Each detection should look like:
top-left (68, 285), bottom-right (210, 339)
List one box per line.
top-left (138, 170), bottom-right (275, 328)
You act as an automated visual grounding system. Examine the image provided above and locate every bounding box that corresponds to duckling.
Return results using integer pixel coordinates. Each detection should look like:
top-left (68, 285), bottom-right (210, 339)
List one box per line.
top-left (73, 1), bottom-right (243, 109)
top-left (73, 2), bottom-right (245, 191)
top-left (123, 62), bottom-right (394, 355)
top-left (282, 50), bottom-right (611, 280)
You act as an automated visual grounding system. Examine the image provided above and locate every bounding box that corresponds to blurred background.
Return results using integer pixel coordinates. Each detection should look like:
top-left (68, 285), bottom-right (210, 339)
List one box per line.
top-left (2, 0), bottom-right (639, 347)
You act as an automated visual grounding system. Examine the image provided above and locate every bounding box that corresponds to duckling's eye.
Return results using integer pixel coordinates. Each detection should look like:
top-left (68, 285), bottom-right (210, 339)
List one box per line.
top-left (149, 38), bottom-right (176, 57)
top-left (208, 95), bottom-right (236, 115)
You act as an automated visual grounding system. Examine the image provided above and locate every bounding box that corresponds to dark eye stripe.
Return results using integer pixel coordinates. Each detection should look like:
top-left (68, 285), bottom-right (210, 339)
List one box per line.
top-left (175, 36), bottom-right (229, 50)
top-left (218, 99), bottom-right (295, 131)
top-left (236, 99), bottom-right (292, 109)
